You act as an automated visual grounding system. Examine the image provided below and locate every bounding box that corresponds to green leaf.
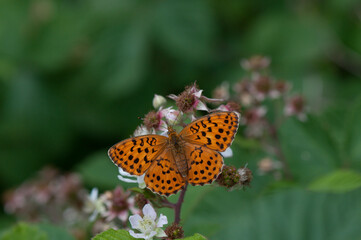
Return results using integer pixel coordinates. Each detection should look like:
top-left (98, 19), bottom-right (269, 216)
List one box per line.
top-left (179, 233), bottom-right (207, 240)
top-left (76, 150), bottom-right (119, 189)
top-left (184, 189), bottom-right (361, 239)
top-left (92, 229), bottom-right (135, 240)
top-left (0, 222), bottom-right (47, 240)
top-left (344, 96), bottom-right (361, 169)
top-left (36, 223), bottom-right (75, 240)
top-left (153, 0), bottom-right (214, 63)
top-left (279, 117), bottom-right (339, 183)
top-left (308, 170), bottom-right (361, 193)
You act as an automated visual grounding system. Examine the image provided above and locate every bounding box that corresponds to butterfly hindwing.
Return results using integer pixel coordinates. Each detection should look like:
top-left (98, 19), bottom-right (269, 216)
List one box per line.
top-left (184, 143), bottom-right (223, 186)
top-left (144, 148), bottom-right (186, 196)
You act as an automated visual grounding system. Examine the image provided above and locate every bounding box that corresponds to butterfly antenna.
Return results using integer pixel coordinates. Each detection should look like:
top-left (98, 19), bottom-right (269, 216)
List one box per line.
top-left (172, 110), bottom-right (183, 128)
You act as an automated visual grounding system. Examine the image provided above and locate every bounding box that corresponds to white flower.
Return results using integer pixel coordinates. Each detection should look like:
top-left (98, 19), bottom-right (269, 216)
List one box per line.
top-left (118, 168), bottom-right (146, 189)
top-left (83, 188), bottom-right (107, 221)
top-left (129, 204), bottom-right (168, 240)
top-left (152, 94), bottom-right (167, 109)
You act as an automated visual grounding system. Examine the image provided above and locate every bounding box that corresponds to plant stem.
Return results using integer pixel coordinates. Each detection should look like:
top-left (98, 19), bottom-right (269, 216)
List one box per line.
top-left (266, 120), bottom-right (294, 181)
top-left (161, 198), bottom-right (176, 208)
top-left (174, 183), bottom-right (188, 224)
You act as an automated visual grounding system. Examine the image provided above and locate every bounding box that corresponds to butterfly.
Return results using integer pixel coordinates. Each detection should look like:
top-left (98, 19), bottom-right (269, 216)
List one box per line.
top-left (108, 111), bottom-right (240, 196)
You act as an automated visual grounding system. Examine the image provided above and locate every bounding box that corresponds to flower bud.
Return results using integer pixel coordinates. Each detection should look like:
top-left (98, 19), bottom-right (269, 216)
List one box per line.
top-left (135, 194), bottom-right (148, 210)
top-left (152, 94), bottom-right (167, 109)
top-left (216, 165), bottom-right (240, 189)
top-left (165, 223), bottom-right (184, 239)
top-left (143, 111), bottom-right (160, 130)
top-left (212, 82), bottom-right (230, 100)
top-left (241, 55), bottom-right (270, 71)
top-left (237, 167), bottom-right (253, 187)
top-left (284, 95), bottom-right (307, 121)
top-left (175, 87), bottom-right (197, 113)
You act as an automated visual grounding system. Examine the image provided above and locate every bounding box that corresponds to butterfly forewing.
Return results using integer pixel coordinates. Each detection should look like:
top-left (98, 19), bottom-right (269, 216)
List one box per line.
top-left (108, 135), bottom-right (168, 176)
top-left (184, 143), bottom-right (224, 186)
top-left (180, 111), bottom-right (240, 152)
top-left (144, 148), bottom-right (186, 196)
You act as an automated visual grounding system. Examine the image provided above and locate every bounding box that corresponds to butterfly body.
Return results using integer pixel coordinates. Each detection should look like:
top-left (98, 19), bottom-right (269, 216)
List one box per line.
top-left (108, 111), bottom-right (240, 196)
top-left (166, 127), bottom-right (189, 178)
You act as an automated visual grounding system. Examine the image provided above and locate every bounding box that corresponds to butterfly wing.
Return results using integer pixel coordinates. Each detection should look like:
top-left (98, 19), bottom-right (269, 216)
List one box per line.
top-left (184, 143), bottom-right (223, 186)
top-left (145, 147), bottom-right (185, 196)
top-left (180, 111), bottom-right (240, 152)
top-left (108, 135), bottom-right (168, 176)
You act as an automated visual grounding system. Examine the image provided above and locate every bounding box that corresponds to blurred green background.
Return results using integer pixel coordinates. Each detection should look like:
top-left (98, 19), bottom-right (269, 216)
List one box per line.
top-left (1, 0), bottom-right (361, 239)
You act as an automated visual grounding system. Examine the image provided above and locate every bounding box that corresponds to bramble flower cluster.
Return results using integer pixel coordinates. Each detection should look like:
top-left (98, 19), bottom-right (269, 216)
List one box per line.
top-left (212, 55), bottom-right (307, 180)
top-left (83, 185), bottom-right (142, 232)
top-left (3, 167), bottom-right (89, 238)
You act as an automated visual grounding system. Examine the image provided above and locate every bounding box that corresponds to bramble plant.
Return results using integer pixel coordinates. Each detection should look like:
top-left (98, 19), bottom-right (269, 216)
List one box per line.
top-left (3, 56), bottom-right (308, 240)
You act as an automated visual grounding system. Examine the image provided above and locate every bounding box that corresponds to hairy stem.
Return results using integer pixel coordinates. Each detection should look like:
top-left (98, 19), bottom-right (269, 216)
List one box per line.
top-left (174, 183), bottom-right (188, 224)
top-left (161, 198), bottom-right (176, 208)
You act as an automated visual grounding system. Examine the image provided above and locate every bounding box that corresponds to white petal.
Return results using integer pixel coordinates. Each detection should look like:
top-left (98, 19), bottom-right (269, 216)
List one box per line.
top-left (137, 174), bottom-right (146, 189)
top-left (146, 231), bottom-right (157, 239)
top-left (256, 106), bottom-right (267, 116)
top-left (156, 214), bottom-right (168, 227)
top-left (118, 211), bottom-right (129, 222)
top-left (160, 131), bottom-right (169, 137)
top-left (142, 204), bottom-right (156, 221)
top-left (89, 210), bottom-right (98, 221)
top-left (134, 125), bottom-right (151, 136)
top-left (196, 101), bottom-right (209, 112)
top-left (190, 114), bottom-right (197, 122)
top-left (221, 147), bottom-right (233, 158)
top-left (215, 105), bottom-right (229, 111)
top-left (129, 230), bottom-right (146, 239)
top-left (155, 228), bottom-right (167, 238)
top-left (158, 121), bottom-right (168, 132)
top-left (118, 168), bottom-right (133, 177)
top-left (167, 94), bottom-right (178, 100)
top-left (129, 214), bottom-right (142, 229)
top-left (89, 188), bottom-right (98, 200)
top-left (118, 175), bottom-right (138, 183)
top-left (193, 89), bottom-right (203, 98)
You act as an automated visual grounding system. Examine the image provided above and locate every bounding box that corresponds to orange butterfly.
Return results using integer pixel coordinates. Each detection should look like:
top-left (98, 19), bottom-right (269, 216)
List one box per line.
top-left (108, 111), bottom-right (240, 196)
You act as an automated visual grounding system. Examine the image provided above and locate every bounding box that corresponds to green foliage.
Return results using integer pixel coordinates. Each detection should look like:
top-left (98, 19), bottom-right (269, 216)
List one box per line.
top-left (0, 222), bottom-right (74, 240)
top-left (180, 233), bottom-right (207, 240)
top-left (309, 170), bottom-right (361, 193)
top-left (76, 150), bottom-right (119, 189)
top-left (183, 189), bottom-right (361, 240)
top-left (36, 224), bottom-right (75, 240)
top-left (92, 229), bottom-right (135, 240)
top-left (92, 229), bottom-right (206, 240)
top-left (0, 223), bottom-right (47, 240)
